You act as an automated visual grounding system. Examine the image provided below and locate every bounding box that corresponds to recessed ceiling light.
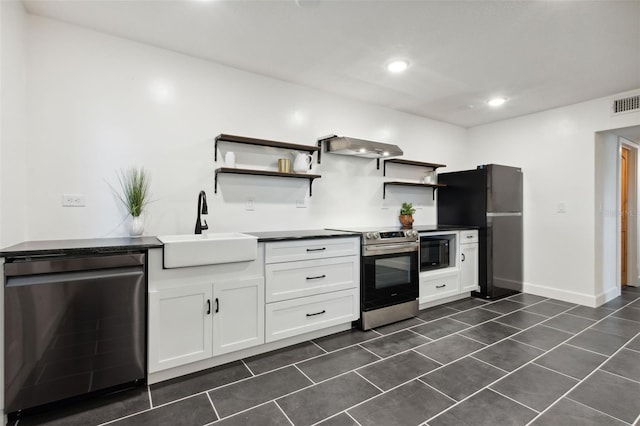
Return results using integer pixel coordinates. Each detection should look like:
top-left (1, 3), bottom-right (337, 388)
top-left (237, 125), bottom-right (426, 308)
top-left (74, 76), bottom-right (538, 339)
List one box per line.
top-left (487, 97), bottom-right (508, 107)
top-left (386, 59), bottom-right (410, 73)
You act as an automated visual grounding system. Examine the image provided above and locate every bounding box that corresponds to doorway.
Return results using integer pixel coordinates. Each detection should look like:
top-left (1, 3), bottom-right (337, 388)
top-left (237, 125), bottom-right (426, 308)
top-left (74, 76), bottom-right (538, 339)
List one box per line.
top-left (621, 146), bottom-right (629, 287)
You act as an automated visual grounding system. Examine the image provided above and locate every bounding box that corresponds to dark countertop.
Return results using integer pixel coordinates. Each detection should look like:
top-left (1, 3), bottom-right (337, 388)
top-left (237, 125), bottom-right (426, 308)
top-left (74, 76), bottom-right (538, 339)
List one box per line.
top-left (414, 225), bottom-right (478, 232)
top-left (0, 237), bottom-right (162, 258)
top-left (246, 229), bottom-right (360, 242)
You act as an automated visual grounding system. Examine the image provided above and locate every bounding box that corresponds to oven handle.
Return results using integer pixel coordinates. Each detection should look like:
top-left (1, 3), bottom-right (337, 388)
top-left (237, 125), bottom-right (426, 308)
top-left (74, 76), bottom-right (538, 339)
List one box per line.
top-left (363, 243), bottom-right (418, 256)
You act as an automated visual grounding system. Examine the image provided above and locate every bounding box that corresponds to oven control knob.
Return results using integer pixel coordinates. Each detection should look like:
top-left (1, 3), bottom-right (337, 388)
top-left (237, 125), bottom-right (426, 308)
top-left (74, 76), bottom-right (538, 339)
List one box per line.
top-left (406, 230), bottom-right (418, 238)
top-left (366, 232), bottom-right (380, 240)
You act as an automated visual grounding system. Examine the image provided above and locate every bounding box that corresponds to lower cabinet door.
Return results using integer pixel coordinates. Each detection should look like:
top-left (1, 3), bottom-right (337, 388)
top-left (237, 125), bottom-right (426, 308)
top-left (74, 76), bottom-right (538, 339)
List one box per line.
top-left (265, 289), bottom-right (359, 343)
top-left (149, 283), bottom-right (213, 373)
top-left (213, 277), bottom-right (265, 356)
top-left (460, 243), bottom-right (479, 293)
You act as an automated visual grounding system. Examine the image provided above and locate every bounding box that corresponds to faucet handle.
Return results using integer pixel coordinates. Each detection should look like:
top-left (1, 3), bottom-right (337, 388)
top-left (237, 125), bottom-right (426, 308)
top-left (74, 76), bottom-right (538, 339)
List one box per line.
top-left (202, 219), bottom-right (208, 231)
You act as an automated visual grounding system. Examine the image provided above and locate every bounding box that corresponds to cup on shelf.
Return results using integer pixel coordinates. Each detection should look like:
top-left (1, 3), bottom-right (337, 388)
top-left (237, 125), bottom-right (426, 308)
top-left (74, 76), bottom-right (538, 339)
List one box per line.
top-left (278, 158), bottom-right (291, 173)
top-left (224, 152), bottom-right (236, 168)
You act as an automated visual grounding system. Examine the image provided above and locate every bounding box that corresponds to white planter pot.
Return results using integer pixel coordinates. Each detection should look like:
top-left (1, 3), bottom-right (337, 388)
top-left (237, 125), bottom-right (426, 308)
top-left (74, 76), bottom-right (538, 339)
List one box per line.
top-left (130, 215), bottom-right (144, 237)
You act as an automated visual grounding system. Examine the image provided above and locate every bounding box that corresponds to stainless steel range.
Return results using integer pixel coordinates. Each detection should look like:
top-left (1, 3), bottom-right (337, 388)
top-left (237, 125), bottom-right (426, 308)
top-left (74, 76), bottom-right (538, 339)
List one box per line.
top-left (329, 227), bottom-right (419, 330)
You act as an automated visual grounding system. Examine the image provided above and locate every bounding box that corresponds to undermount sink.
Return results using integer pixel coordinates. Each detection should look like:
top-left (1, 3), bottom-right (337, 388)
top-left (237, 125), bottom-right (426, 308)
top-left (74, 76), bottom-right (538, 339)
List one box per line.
top-left (158, 233), bottom-right (258, 268)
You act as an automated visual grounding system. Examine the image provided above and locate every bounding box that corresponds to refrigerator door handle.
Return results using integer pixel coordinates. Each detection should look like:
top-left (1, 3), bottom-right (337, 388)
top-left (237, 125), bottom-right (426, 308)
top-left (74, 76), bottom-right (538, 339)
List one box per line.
top-left (486, 212), bottom-right (522, 217)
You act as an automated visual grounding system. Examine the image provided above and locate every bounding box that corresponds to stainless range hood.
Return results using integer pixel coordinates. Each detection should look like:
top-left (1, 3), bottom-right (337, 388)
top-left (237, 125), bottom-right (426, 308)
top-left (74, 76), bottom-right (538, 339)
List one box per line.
top-left (318, 135), bottom-right (403, 160)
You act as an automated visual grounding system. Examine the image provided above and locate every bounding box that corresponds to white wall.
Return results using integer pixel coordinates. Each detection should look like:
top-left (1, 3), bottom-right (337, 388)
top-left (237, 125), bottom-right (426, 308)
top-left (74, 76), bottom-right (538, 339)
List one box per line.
top-left (1, 0), bottom-right (28, 248)
top-left (468, 96), bottom-right (640, 306)
top-left (20, 16), bottom-right (466, 241)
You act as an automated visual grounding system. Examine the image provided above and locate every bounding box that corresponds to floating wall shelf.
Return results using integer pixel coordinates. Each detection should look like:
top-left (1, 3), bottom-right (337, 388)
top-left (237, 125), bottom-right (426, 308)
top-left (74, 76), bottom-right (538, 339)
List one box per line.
top-left (381, 159), bottom-right (446, 174)
top-left (383, 181), bottom-right (447, 200)
top-left (215, 134), bottom-right (319, 162)
top-left (214, 168), bottom-right (321, 196)
top-left (381, 158), bottom-right (447, 200)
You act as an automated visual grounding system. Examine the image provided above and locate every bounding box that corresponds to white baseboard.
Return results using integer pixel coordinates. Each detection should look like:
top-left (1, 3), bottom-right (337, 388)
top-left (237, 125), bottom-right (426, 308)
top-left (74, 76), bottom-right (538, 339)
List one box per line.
top-left (522, 281), bottom-right (601, 307)
top-left (419, 292), bottom-right (470, 310)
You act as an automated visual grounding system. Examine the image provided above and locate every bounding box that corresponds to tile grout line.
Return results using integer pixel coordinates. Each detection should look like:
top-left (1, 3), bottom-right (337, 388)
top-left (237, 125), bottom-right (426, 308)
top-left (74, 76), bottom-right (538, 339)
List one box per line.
top-left (410, 348), bottom-right (444, 366)
top-left (353, 370), bottom-right (385, 393)
top-left (598, 368), bottom-right (640, 386)
top-left (416, 377), bottom-right (458, 403)
top-left (309, 339), bottom-right (328, 353)
top-left (241, 358), bottom-right (255, 376)
top-left (205, 392), bottom-right (221, 421)
top-left (530, 360), bottom-right (582, 381)
top-left (274, 400), bottom-right (296, 426)
top-left (468, 355), bottom-right (510, 374)
top-left (292, 363), bottom-right (317, 385)
top-left (508, 337), bottom-right (550, 352)
top-left (563, 342), bottom-right (611, 357)
top-left (489, 387), bottom-right (541, 414)
top-left (345, 411), bottom-right (364, 426)
top-left (564, 396), bottom-right (633, 425)
top-left (421, 301), bottom-right (616, 423)
top-left (357, 343), bottom-right (384, 359)
top-left (525, 302), bottom-right (640, 425)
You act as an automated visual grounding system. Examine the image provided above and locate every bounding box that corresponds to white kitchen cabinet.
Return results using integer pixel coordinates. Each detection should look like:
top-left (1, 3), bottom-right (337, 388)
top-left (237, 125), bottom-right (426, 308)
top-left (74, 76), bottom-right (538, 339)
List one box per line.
top-left (460, 240), bottom-right (479, 293)
top-left (149, 283), bottom-right (213, 372)
top-left (419, 270), bottom-right (460, 304)
top-left (264, 236), bottom-right (360, 343)
top-left (149, 278), bottom-right (264, 373)
top-left (212, 277), bottom-right (264, 356)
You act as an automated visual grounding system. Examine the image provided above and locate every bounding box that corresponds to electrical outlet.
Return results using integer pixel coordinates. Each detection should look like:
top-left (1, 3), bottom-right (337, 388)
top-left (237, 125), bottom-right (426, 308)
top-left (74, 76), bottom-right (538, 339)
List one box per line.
top-left (62, 194), bottom-right (85, 207)
top-left (296, 199), bottom-right (307, 208)
top-left (557, 202), bottom-right (567, 213)
top-left (245, 198), bottom-right (255, 211)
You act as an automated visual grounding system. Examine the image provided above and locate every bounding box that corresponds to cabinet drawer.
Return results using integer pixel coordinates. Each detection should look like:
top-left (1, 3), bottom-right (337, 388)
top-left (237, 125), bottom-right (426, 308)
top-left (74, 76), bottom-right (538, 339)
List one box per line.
top-left (265, 289), bottom-right (359, 342)
top-left (265, 256), bottom-right (358, 303)
top-left (420, 273), bottom-right (460, 304)
top-left (265, 237), bottom-right (359, 263)
top-left (460, 230), bottom-right (479, 244)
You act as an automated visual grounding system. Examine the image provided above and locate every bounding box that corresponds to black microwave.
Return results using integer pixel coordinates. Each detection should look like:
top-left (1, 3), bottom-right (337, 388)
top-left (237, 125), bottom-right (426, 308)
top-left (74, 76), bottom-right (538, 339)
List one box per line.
top-left (420, 236), bottom-right (450, 272)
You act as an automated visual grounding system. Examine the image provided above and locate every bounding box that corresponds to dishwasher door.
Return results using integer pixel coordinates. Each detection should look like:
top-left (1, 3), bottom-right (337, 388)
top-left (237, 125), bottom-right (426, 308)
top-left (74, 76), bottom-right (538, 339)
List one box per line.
top-left (4, 253), bottom-right (146, 414)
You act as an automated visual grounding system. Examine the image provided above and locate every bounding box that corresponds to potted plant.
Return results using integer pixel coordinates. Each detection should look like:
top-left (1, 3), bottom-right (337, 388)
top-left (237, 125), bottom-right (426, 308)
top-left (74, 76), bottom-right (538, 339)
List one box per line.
top-left (115, 166), bottom-right (151, 237)
top-left (399, 202), bottom-right (416, 228)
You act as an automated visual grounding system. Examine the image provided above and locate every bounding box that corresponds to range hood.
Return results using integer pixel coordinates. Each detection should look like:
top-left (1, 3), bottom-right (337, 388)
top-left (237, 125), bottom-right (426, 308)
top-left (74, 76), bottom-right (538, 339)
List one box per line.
top-left (318, 135), bottom-right (403, 159)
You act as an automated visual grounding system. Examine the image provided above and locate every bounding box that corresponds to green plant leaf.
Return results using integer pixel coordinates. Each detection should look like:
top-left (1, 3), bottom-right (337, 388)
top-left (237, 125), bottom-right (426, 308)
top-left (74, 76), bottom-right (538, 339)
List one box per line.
top-left (115, 167), bottom-right (151, 217)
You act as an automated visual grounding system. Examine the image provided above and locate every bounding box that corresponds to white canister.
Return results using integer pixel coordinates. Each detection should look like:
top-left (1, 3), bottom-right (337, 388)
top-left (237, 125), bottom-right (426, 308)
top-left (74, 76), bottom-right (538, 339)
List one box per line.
top-left (423, 171), bottom-right (436, 184)
top-left (224, 151), bottom-right (236, 168)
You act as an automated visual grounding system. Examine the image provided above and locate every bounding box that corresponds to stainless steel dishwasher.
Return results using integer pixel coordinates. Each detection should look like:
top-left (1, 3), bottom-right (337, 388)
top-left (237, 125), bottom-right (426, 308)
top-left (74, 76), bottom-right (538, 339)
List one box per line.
top-left (4, 252), bottom-right (146, 415)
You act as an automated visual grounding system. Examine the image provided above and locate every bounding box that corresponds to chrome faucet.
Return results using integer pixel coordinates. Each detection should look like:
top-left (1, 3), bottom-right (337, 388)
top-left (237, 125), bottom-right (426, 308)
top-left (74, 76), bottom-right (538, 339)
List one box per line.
top-left (195, 190), bottom-right (209, 234)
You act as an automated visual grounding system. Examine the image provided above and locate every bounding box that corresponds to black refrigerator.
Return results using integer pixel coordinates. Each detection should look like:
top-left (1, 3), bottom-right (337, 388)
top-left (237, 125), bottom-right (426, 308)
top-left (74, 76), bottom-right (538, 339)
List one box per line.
top-left (437, 164), bottom-right (523, 299)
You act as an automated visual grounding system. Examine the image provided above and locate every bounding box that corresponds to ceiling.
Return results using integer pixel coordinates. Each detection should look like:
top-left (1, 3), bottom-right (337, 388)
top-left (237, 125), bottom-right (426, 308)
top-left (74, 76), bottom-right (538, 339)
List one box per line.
top-left (21, 0), bottom-right (640, 128)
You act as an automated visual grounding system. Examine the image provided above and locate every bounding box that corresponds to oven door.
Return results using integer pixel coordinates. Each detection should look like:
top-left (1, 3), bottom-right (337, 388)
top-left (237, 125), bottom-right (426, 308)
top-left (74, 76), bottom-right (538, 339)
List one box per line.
top-left (362, 243), bottom-right (419, 311)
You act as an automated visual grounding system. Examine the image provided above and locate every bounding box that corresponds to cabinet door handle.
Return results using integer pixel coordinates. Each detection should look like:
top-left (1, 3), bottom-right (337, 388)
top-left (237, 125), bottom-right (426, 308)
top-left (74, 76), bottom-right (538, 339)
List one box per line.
top-left (306, 247), bottom-right (326, 252)
top-left (466, 235), bottom-right (474, 239)
top-left (306, 274), bottom-right (326, 280)
top-left (206, 299), bottom-right (211, 315)
top-left (436, 284), bottom-right (446, 289)
top-left (461, 253), bottom-right (466, 262)
top-left (215, 298), bottom-right (219, 313)
top-left (306, 309), bottom-right (326, 317)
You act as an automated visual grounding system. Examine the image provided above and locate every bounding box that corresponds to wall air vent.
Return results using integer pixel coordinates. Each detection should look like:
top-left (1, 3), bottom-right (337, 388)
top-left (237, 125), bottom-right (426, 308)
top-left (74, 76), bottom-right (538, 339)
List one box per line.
top-left (612, 94), bottom-right (640, 115)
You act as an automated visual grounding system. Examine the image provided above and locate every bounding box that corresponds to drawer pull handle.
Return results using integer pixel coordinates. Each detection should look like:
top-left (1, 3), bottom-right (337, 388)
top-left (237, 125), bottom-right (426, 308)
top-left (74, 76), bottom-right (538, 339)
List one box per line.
top-left (306, 248), bottom-right (327, 252)
top-left (461, 253), bottom-right (466, 262)
top-left (467, 235), bottom-right (474, 239)
top-left (306, 310), bottom-right (326, 317)
top-left (306, 274), bottom-right (327, 280)
top-left (436, 284), bottom-right (446, 289)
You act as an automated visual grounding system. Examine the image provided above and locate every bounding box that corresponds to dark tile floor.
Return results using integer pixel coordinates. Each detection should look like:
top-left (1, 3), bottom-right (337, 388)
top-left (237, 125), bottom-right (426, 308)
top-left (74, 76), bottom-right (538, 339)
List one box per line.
top-left (11, 288), bottom-right (640, 426)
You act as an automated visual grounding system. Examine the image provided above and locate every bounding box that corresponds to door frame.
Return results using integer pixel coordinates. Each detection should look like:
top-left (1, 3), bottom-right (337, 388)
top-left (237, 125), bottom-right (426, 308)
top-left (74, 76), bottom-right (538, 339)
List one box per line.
top-left (619, 138), bottom-right (639, 288)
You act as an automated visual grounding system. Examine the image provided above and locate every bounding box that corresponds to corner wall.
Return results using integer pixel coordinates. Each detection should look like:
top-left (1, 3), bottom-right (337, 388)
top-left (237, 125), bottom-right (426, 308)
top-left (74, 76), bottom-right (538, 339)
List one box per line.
top-left (468, 97), bottom-right (640, 306)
